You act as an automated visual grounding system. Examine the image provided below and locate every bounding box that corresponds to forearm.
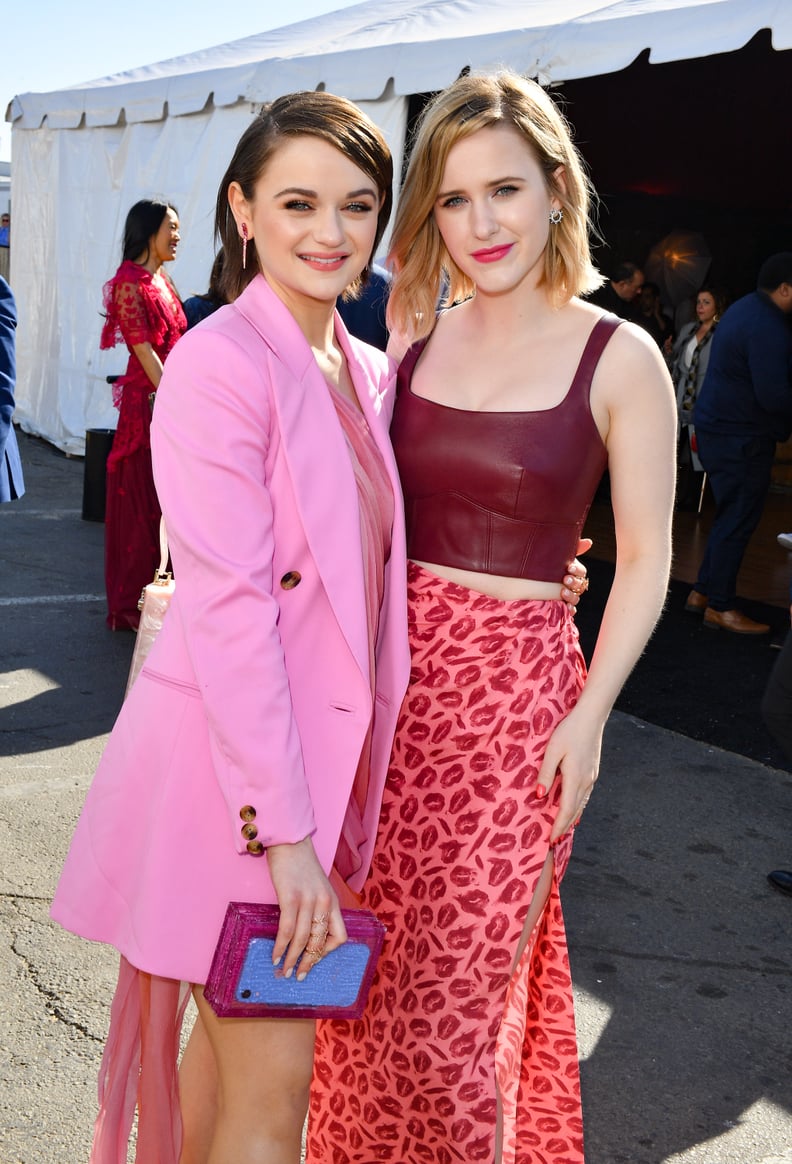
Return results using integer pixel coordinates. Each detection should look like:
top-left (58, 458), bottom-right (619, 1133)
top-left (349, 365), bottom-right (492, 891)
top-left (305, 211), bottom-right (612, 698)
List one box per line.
top-left (575, 543), bottom-right (671, 724)
top-left (131, 341), bottom-right (164, 390)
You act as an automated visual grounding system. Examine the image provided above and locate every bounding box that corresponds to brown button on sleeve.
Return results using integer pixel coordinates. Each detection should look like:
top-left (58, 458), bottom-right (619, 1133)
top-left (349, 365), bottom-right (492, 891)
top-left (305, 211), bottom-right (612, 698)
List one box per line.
top-left (279, 571), bottom-right (302, 590)
top-left (241, 823), bottom-right (258, 842)
top-left (239, 805), bottom-right (257, 822)
top-left (246, 840), bottom-right (265, 856)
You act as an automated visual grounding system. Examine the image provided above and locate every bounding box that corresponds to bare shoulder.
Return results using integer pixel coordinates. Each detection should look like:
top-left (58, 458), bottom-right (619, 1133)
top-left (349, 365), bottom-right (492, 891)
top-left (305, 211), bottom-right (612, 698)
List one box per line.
top-left (599, 316), bottom-right (670, 374)
top-left (593, 316), bottom-right (674, 405)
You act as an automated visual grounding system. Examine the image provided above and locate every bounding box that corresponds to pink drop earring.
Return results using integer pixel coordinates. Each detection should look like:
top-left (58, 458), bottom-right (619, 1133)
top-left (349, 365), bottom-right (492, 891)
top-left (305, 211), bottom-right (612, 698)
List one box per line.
top-left (241, 223), bottom-right (248, 270)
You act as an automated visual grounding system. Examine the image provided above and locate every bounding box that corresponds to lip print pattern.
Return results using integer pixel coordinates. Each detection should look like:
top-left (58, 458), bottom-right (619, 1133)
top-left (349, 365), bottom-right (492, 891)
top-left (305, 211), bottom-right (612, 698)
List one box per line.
top-left (308, 562), bottom-right (586, 1164)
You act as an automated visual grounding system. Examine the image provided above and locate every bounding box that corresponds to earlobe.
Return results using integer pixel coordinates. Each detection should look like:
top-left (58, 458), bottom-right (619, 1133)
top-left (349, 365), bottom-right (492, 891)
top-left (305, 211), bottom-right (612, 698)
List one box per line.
top-left (227, 182), bottom-right (251, 238)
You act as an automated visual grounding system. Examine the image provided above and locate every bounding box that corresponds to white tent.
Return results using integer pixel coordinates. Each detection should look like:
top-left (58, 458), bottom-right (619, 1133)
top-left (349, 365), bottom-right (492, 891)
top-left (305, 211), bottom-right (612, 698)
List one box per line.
top-left (8, 0), bottom-right (792, 452)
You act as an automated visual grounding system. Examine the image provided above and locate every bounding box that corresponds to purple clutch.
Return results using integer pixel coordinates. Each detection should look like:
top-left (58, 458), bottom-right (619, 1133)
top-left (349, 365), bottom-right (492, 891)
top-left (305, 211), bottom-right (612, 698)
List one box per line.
top-left (204, 902), bottom-right (385, 1020)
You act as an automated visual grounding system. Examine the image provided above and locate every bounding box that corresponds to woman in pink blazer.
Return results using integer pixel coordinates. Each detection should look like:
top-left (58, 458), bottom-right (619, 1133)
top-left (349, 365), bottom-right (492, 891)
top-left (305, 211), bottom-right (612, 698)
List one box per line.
top-left (51, 93), bottom-right (409, 1164)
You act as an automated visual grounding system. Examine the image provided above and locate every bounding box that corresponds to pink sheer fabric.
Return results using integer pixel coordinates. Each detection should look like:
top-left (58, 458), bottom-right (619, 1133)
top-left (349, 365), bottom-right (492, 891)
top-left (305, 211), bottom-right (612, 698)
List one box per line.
top-left (329, 384), bottom-right (394, 884)
top-left (91, 957), bottom-right (190, 1164)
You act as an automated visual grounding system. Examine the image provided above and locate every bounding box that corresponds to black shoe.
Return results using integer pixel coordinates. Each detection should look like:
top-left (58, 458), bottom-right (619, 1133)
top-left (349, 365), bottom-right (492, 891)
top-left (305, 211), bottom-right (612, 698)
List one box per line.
top-left (767, 870), bottom-right (792, 896)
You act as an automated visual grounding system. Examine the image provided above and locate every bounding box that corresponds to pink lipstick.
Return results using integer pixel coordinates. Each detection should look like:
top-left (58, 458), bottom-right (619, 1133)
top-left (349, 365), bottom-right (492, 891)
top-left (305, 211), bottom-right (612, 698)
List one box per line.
top-left (471, 244), bottom-right (514, 264)
top-left (299, 253), bottom-right (348, 271)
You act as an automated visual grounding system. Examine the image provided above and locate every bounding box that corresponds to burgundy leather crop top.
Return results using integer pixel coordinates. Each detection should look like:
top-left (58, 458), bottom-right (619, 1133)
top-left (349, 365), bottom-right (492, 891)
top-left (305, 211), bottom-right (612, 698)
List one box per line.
top-left (391, 314), bottom-right (621, 582)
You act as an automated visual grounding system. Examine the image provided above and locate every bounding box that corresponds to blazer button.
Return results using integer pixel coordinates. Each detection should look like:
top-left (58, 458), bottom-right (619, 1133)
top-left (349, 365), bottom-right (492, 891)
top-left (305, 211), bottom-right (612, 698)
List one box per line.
top-left (241, 823), bottom-right (258, 841)
top-left (246, 840), bottom-right (265, 856)
top-left (239, 805), bottom-right (257, 822)
top-left (280, 571), bottom-right (302, 590)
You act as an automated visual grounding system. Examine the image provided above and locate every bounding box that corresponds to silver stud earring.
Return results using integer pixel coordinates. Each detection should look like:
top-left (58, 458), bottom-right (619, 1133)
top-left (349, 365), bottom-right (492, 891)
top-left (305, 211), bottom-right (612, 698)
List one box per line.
top-left (549, 208), bottom-right (564, 225)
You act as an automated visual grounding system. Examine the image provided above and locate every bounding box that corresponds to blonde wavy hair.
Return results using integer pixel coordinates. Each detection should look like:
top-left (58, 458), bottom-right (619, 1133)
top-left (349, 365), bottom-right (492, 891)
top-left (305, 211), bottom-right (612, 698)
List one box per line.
top-left (387, 71), bottom-right (603, 341)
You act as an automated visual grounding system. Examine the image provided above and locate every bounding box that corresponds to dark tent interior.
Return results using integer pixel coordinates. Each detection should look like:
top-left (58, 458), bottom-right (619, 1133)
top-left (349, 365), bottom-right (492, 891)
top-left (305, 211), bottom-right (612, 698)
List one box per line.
top-left (556, 28), bottom-right (791, 300)
top-left (406, 28), bottom-right (791, 306)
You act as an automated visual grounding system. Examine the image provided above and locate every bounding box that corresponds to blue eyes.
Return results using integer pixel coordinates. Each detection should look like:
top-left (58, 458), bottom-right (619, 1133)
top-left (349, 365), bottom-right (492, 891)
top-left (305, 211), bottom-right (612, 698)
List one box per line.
top-left (439, 185), bottom-right (520, 209)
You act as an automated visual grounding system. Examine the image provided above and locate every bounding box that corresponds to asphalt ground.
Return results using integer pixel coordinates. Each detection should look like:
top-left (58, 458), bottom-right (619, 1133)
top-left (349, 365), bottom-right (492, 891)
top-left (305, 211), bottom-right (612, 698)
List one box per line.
top-left (1, 431), bottom-right (790, 1164)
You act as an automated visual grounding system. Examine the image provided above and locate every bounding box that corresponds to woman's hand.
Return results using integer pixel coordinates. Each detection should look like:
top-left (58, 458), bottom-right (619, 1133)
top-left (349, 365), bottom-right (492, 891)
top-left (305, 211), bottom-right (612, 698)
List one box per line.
top-left (265, 837), bottom-right (347, 981)
top-left (131, 340), bottom-right (165, 390)
top-left (534, 707), bottom-right (603, 842)
top-left (561, 537), bottom-right (592, 609)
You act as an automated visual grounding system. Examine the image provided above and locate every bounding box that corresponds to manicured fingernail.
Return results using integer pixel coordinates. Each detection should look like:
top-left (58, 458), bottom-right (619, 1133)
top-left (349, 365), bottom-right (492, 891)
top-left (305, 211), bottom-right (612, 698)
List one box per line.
top-left (296, 971), bottom-right (307, 982)
top-left (284, 966), bottom-right (293, 979)
top-left (536, 785), bottom-right (545, 797)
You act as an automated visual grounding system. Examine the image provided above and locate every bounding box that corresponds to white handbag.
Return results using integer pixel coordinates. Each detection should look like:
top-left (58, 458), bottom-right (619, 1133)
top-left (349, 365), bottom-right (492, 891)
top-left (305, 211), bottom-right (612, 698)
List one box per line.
top-left (124, 518), bottom-right (174, 699)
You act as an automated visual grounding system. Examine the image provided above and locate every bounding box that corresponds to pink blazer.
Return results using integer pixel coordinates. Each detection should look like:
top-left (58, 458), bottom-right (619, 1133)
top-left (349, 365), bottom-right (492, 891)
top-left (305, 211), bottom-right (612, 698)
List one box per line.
top-left (51, 276), bottom-right (410, 983)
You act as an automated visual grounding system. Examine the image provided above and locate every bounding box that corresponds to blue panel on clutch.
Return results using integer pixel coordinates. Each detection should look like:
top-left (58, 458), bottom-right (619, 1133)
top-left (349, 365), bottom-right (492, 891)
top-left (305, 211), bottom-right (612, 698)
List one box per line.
top-left (235, 938), bottom-right (371, 1007)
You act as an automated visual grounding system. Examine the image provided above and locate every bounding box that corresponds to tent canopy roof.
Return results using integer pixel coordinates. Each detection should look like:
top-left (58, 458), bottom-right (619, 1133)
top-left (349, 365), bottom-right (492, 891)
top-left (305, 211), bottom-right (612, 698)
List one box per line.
top-left (9, 0), bottom-right (792, 131)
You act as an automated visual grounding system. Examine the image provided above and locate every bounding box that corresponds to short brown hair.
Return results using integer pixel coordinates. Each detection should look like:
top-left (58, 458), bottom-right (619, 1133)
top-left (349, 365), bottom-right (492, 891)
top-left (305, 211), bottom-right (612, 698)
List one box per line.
top-left (215, 91), bottom-right (393, 303)
top-left (387, 71), bottom-right (603, 341)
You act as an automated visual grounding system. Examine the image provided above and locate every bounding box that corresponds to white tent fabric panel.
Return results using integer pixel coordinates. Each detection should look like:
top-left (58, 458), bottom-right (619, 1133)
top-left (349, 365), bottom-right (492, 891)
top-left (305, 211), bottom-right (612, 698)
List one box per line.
top-left (12, 106), bottom-right (256, 451)
top-left (10, 93), bottom-right (406, 451)
top-left (9, 0), bottom-right (792, 131)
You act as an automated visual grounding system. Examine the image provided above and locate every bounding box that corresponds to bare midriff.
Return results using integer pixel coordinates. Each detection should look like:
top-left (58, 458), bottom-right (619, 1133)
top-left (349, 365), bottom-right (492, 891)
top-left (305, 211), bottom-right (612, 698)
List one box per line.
top-left (412, 560), bottom-right (562, 602)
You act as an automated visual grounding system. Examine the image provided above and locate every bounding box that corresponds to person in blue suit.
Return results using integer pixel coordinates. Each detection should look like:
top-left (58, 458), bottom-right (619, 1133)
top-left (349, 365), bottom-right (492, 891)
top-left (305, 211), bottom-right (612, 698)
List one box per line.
top-left (0, 276), bottom-right (25, 502)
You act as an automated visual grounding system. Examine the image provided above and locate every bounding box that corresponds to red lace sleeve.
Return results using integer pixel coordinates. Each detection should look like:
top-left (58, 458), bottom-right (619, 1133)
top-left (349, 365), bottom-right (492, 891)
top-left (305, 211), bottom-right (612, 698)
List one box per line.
top-left (100, 262), bottom-right (151, 350)
top-left (113, 280), bottom-right (150, 346)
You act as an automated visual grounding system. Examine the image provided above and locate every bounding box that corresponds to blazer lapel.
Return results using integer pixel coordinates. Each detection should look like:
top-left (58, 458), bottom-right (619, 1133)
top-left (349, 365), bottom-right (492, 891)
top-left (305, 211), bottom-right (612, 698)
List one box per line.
top-left (233, 277), bottom-right (371, 688)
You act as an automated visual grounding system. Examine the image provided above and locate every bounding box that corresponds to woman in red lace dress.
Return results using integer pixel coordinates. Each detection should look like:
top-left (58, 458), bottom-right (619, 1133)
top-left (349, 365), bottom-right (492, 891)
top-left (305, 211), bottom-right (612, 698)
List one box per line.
top-left (100, 200), bottom-right (186, 630)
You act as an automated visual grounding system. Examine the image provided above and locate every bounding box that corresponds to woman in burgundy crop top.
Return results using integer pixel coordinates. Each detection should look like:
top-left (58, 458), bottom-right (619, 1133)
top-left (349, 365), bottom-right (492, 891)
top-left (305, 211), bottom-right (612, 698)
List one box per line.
top-left (308, 72), bottom-right (676, 1164)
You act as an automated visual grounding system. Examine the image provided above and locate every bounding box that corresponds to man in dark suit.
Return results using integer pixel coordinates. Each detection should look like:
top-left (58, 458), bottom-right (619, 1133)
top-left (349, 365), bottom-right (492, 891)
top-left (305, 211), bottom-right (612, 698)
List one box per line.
top-left (588, 260), bottom-right (644, 321)
top-left (687, 253), bottom-right (792, 633)
top-left (0, 276), bottom-right (25, 502)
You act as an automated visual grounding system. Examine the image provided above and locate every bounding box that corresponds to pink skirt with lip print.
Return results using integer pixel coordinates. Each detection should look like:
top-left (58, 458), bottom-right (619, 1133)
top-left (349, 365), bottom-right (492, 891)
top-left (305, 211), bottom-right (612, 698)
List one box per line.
top-left (308, 561), bottom-right (588, 1164)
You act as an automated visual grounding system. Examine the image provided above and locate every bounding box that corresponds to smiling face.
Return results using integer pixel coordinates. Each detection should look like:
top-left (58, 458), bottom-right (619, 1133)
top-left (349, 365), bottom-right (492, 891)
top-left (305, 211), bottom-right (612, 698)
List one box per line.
top-left (149, 207), bottom-right (180, 266)
top-left (432, 123), bottom-right (562, 299)
top-left (229, 135), bottom-right (381, 313)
